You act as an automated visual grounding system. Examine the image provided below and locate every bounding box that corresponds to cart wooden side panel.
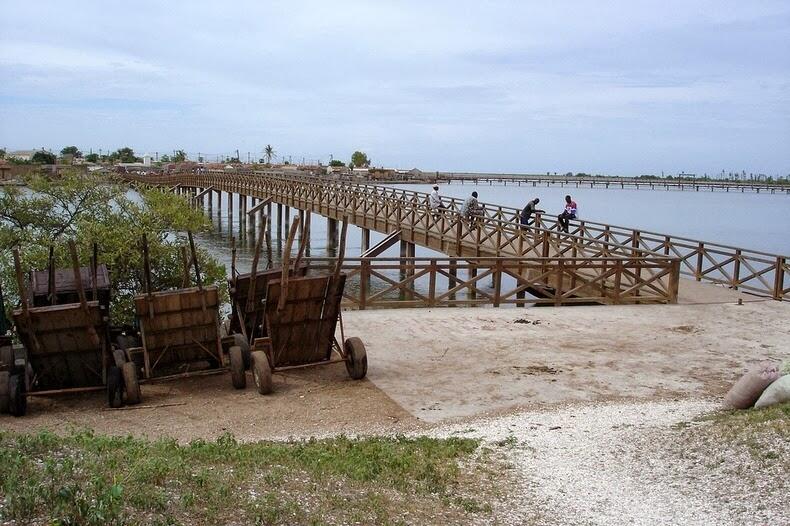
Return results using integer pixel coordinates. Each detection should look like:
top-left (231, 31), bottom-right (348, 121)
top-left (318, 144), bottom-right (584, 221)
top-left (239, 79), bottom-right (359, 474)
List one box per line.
top-left (133, 286), bottom-right (222, 375)
top-left (12, 301), bottom-right (107, 389)
top-left (30, 264), bottom-right (111, 308)
top-left (264, 274), bottom-right (346, 367)
top-left (229, 266), bottom-right (307, 337)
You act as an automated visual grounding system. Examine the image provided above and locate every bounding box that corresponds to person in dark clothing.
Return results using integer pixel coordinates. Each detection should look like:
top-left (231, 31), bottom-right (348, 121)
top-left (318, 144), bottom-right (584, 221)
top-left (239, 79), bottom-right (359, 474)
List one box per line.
top-left (520, 198), bottom-right (545, 228)
top-left (558, 195), bottom-right (578, 233)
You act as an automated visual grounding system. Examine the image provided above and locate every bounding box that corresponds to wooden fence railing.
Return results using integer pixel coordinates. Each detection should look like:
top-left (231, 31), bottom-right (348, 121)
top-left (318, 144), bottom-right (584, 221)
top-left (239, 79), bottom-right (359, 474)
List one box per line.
top-left (301, 257), bottom-right (679, 308)
top-left (121, 169), bottom-right (787, 300)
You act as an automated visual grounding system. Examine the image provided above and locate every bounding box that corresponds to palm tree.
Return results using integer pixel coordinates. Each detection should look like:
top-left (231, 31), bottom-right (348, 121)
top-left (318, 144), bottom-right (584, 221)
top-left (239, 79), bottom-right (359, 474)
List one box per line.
top-left (264, 145), bottom-right (275, 166)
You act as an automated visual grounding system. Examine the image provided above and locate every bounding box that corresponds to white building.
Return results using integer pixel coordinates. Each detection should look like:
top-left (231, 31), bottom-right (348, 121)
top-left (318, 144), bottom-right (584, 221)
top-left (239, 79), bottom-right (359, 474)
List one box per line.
top-left (142, 153), bottom-right (153, 166)
top-left (7, 150), bottom-right (37, 161)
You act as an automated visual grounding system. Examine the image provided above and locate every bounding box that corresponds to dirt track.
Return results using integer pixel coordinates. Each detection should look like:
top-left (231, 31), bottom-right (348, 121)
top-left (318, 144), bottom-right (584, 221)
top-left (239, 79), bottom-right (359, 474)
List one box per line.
top-left (1, 300), bottom-right (788, 441)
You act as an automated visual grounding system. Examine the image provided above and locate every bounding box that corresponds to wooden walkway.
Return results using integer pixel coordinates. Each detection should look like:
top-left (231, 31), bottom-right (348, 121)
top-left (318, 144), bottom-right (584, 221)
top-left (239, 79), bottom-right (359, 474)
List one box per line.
top-left (431, 172), bottom-right (790, 194)
top-left (122, 169), bottom-right (788, 303)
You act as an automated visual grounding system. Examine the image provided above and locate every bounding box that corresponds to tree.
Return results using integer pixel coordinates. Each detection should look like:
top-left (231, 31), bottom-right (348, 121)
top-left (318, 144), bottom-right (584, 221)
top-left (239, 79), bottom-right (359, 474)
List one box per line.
top-left (263, 145), bottom-right (275, 165)
top-left (31, 151), bottom-right (56, 164)
top-left (0, 171), bottom-right (226, 324)
top-left (160, 154), bottom-right (171, 163)
top-left (329, 160), bottom-right (345, 167)
top-left (0, 149), bottom-right (5, 160)
top-left (109, 147), bottom-right (140, 164)
top-left (350, 151), bottom-right (370, 168)
top-left (173, 150), bottom-right (187, 162)
top-left (60, 146), bottom-right (82, 158)
top-left (85, 153), bottom-right (99, 163)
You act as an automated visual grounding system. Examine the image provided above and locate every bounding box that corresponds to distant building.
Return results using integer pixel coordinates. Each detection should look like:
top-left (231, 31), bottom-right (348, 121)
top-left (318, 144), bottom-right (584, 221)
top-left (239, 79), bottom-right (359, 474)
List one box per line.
top-left (142, 153), bottom-right (153, 166)
top-left (7, 150), bottom-right (37, 161)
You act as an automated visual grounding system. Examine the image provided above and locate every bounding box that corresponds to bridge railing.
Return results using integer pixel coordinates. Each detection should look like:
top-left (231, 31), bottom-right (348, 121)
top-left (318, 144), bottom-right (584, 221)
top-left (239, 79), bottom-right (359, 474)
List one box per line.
top-left (301, 256), bottom-right (679, 308)
top-left (299, 174), bottom-right (789, 300)
top-left (125, 169), bottom-right (788, 300)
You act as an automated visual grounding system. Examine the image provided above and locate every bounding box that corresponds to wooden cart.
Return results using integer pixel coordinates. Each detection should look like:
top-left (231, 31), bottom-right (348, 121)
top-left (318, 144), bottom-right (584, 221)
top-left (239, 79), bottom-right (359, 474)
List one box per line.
top-left (3, 242), bottom-right (140, 417)
top-left (241, 218), bottom-right (368, 395)
top-left (227, 214), bottom-right (306, 345)
top-left (129, 233), bottom-right (226, 381)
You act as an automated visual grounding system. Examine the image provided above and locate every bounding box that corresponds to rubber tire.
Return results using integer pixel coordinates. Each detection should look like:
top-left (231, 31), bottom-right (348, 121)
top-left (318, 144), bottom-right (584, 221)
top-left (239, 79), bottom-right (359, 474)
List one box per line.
top-left (251, 351), bottom-right (272, 395)
top-left (112, 348), bottom-right (127, 368)
top-left (107, 366), bottom-right (123, 408)
top-left (0, 346), bottom-right (13, 372)
top-left (9, 373), bottom-right (26, 417)
top-left (232, 333), bottom-right (251, 370)
top-left (229, 346), bottom-right (246, 389)
top-left (344, 337), bottom-right (368, 380)
top-left (0, 371), bottom-right (9, 413)
top-left (121, 362), bottom-right (141, 405)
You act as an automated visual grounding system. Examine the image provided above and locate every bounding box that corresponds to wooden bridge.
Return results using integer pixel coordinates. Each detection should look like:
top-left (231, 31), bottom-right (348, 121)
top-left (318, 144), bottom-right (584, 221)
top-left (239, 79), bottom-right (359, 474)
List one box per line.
top-left (121, 169), bottom-right (788, 305)
top-left (430, 172), bottom-right (790, 194)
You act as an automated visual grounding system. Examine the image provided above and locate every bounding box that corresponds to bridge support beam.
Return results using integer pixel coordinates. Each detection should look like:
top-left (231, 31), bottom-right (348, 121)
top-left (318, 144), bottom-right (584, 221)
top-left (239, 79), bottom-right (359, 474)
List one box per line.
top-left (361, 228), bottom-right (370, 253)
top-left (276, 203), bottom-right (283, 238)
top-left (227, 191), bottom-right (234, 226)
top-left (327, 217), bottom-right (338, 250)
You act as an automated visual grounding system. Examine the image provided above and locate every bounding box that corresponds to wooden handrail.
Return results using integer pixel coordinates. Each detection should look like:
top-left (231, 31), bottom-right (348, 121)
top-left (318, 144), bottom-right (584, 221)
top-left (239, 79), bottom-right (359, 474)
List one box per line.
top-left (119, 169), bottom-right (788, 300)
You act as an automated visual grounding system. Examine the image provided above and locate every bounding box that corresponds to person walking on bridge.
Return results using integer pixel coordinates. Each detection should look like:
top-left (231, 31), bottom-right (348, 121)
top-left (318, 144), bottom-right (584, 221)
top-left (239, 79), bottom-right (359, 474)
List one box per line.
top-left (520, 198), bottom-right (544, 228)
top-left (428, 185), bottom-right (445, 214)
top-left (461, 191), bottom-right (484, 226)
top-left (558, 194), bottom-right (577, 233)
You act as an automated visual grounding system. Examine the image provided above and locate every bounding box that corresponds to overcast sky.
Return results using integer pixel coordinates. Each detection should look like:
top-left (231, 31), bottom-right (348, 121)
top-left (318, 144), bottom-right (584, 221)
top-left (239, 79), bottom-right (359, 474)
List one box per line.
top-left (1, 1), bottom-right (788, 175)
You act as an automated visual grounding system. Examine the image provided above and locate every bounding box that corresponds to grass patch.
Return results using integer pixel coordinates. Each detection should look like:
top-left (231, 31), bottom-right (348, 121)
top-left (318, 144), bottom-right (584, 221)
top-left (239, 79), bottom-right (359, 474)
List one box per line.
top-left (691, 402), bottom-right (790, 463)
top-left (0, 430), bottom-right (498, 525)
top-left (698, 401), bottom-right (790, 426)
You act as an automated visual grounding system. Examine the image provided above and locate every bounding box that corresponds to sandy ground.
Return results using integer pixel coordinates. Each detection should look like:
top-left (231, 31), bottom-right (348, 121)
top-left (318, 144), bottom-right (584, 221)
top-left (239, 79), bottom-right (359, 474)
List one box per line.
top-left (348, 299), bottom-right (789, 422)
top-left (1, 300), bottom-right (787, 440)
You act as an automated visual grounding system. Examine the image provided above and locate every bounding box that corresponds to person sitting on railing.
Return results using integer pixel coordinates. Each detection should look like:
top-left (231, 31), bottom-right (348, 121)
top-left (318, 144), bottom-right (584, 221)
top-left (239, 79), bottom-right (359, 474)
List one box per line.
top-left (428, 185), bottom-right (446, 214)
top-left (461, 191), bottom-right (485, 225)
top-left (520, 198), bottom-right (544, 228)
top-left (558, 194), bottom-right (577, 233)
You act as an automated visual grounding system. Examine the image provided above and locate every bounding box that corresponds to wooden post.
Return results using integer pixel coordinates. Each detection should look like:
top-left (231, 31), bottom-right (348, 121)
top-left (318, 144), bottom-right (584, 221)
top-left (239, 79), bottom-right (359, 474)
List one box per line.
top-left (327, 217), bottom-right (338, 250)
top-left (428, 259), bottom-right (437, 307)
top-left (695, 242), bottom-right (704, 281)
top-left (361, 228), bottom-right (370, 253)
top-left (554, 259), bottom-right (564, 306)
top-left (359, 259), bottom-right (369, 310)
top-left (774, 256), bottom-right (785, 301)
top-left (277, 203), bottom-right (283, 239)
top-left (493, 260), bottom-right (502, 307)
top-left (669, 260), bottom-right (680, 304)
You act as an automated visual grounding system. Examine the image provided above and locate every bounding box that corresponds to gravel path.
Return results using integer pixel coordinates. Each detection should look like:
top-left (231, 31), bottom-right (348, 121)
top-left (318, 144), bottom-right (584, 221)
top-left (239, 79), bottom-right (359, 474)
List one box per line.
top-left (431, 399), bottom-right (787, 526)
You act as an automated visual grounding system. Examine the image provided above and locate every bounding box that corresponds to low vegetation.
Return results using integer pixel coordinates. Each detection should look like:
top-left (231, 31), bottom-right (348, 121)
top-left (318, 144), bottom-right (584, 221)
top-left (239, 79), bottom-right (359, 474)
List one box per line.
top-left (0, 430), bottom-right (503, 525)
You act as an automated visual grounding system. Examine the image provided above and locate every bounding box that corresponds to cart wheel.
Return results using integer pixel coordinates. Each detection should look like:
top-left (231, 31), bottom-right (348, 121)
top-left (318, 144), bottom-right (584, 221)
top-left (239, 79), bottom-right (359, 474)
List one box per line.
top-left (344, 337), bottom-right (368, 380)
top-left (9, 373), bottom-right (27, 417)
top-left (112, 348), bottom-right (127, 368)
top-left (121, 362), bottom-right (141, 405)
top-left (0, 346), bottom-right (13, 372)
top-left (251, 351), bottom-right (272, 395)
top-left (229, 346), bottom-right (246, 389)
top-left (0, 371), bottom-right (9, 413)
top-left (107, 366), bottom-right (123, 408)
top-left (232, 334), bottom-right (251, 370)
